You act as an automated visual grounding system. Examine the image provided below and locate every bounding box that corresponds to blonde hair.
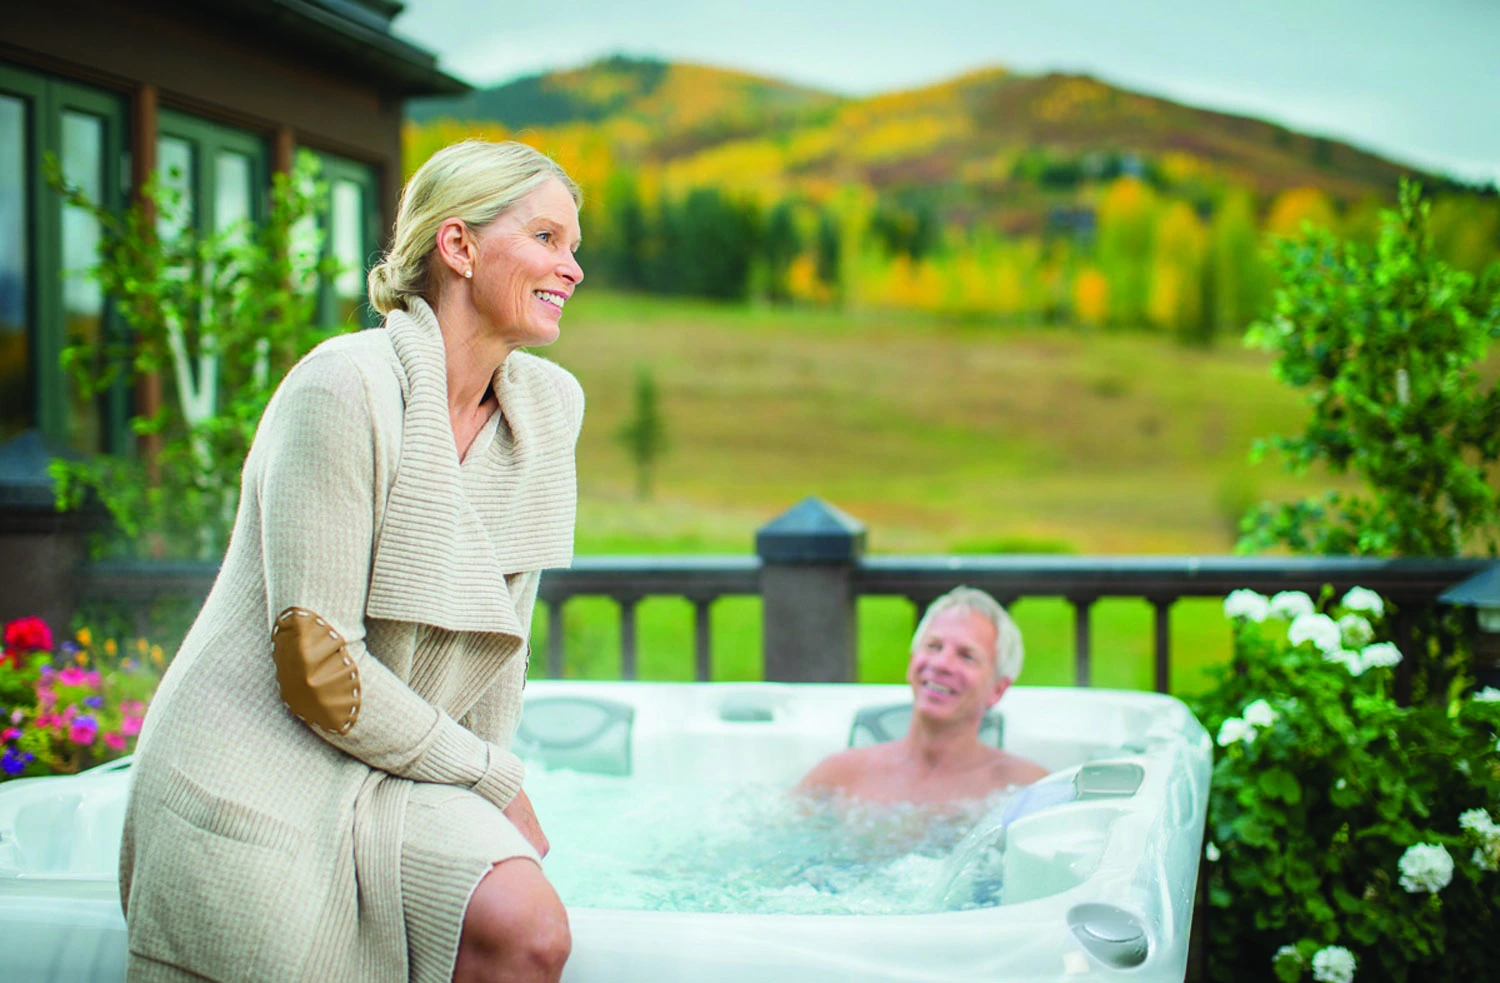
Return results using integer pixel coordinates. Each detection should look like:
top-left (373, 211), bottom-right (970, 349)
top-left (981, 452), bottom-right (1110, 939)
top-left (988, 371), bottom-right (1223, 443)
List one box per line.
top-left (911, 586), bottom-right (1025, 682)
top-left (367, 140), bottom-right (581, 315)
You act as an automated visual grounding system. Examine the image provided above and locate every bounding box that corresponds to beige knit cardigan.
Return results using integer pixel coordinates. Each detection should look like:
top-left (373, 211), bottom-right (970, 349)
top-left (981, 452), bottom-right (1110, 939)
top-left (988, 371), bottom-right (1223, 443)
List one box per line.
top-left (119, 298), bottom-right (583, 982)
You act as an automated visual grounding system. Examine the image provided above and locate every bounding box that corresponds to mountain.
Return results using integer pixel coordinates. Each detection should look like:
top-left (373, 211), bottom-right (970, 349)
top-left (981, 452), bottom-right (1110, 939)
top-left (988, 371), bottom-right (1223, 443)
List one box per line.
top-left (408, 55), bottom-right (1462, 231)
top-left (408, 54), bottom-right (843, 149)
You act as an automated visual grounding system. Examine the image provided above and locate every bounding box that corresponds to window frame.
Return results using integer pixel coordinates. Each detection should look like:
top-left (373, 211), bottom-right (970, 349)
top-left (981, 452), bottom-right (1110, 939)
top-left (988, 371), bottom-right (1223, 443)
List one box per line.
top-left (313, 150), bottom-right (382, 329)
top-left (156, 107), bottom-right (270, 234)
top-left (0, 62), bottom-right (129, 452)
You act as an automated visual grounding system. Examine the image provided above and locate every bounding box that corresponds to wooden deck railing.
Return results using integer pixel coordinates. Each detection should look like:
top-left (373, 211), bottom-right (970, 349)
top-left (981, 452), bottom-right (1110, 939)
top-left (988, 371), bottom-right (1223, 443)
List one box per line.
top-left (76, 500), bottom-right (1492, 694)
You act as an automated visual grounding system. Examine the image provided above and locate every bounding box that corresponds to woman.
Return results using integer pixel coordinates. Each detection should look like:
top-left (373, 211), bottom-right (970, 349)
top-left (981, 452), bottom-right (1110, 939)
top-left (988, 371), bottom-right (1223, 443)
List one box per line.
top-left (119, 141), bottom-right (586, 983)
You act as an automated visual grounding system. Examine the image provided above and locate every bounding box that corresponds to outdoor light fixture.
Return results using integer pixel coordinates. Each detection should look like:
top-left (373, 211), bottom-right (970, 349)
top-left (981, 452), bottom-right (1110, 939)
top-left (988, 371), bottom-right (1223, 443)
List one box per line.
top-left (1439, 562), bottom-right (1500, 690)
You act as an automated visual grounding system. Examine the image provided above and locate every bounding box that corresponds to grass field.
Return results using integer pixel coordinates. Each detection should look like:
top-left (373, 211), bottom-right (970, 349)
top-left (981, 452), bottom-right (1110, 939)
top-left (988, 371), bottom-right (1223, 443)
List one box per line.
top-left (521, 291), bottom-right (1350, 695)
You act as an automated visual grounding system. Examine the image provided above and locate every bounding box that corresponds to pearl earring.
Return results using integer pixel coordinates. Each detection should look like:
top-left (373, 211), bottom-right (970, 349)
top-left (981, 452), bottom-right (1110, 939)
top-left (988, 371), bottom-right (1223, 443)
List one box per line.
top-left (464, 269), bottom-right (473, 279)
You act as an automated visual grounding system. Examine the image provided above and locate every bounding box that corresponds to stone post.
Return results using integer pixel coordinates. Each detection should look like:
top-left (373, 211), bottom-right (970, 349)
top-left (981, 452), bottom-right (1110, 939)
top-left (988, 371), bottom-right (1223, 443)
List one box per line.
top-left (756, 498), bottom-right (865, 682)
top-left (0, 431), bottom-right (90, 633)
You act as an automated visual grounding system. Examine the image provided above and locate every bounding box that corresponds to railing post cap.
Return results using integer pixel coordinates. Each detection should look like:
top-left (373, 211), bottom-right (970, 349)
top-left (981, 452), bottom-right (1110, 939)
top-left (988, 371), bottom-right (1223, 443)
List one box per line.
top-left (755, 497), bottom-right (866, 564)
top-left (1439, 561), bottom-right (1500, 609)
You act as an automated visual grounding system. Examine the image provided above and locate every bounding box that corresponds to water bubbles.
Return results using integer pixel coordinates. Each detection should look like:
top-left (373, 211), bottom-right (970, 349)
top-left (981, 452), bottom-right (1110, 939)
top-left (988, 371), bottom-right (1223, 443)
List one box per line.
top-left (528, 769), bottom-right (1015, 915)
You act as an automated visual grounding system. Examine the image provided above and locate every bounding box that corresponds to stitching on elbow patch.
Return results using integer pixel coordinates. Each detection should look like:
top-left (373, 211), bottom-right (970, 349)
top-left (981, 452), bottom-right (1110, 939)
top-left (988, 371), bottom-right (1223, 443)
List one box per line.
top-left (271, 607), bottom-right (361, 735)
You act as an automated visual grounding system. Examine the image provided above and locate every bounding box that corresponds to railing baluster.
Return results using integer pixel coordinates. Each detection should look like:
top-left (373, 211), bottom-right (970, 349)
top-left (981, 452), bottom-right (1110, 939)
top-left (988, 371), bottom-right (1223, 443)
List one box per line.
top-left (548, 597), bottom-right (566, 679)
top-left (1152, 597), bottom-right (1173, 694)
top-left (1071, 596), bottom-right (1095, 687)
top-left (693, 598), bottom-right (713, 682)
top-left (620, 596), bottom-right (639, 680)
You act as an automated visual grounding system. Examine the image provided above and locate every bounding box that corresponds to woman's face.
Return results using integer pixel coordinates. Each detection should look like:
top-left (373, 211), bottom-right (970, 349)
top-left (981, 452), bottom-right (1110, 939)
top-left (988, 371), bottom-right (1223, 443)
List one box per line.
top-left (469, 177), bottom-right (583, 349)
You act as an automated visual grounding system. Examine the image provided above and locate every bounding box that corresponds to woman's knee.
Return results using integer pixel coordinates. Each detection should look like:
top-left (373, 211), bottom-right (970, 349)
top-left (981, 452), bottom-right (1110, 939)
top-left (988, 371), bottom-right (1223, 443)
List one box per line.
top-left (459, 859), bottom-right (570, 979)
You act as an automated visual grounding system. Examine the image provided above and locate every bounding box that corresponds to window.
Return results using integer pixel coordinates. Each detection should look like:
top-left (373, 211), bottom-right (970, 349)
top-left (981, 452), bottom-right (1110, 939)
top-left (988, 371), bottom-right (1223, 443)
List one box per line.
top-left (314, 152), bottom-right (381, 328)
top-left (0, 62), bottom-right (127, 452)
top-left (0, 91), bottom-right (30, 441)
top-left (156, 108), bottom-right (267, 238)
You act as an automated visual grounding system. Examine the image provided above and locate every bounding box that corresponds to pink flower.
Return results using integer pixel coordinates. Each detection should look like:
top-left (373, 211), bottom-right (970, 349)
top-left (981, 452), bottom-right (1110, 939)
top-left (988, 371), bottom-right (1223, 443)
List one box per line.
top-left (34, 712), bottom-right (58, 729)
top-left (68, 721), bottom-right (97, 746)
top-left (56, 667), bottom-right (90, 687)
top-left (1, 727), bottom-right (19, 741)
top-left (121, 716), bottom-right (143, 737)
top-left (4, 617), bottom-right (53, 654)
top-left (103, 732), bottom-right (126, 751)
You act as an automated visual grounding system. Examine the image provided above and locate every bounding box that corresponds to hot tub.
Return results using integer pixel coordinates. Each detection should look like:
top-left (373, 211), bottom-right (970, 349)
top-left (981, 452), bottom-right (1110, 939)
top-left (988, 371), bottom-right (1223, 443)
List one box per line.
top-left (0, 682), bottom-right (1211, 982)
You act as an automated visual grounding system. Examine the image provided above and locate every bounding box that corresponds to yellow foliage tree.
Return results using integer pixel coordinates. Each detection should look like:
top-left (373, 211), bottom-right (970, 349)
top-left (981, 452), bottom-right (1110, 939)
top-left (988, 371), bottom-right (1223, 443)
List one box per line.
top-left (1265, 186), bottom-right (1336, 238)
top-left (1147, 201), bottom-right (1208, 336)
top-left (1097, 176), bottom-right (1159, 326)
top-left (1073, 267), bottom-right (1109, 326)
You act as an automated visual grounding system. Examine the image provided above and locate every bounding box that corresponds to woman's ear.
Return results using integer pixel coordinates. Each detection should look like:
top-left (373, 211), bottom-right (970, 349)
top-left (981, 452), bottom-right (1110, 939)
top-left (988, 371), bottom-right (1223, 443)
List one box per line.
top-left (433, 218), bottom-right (473, 278)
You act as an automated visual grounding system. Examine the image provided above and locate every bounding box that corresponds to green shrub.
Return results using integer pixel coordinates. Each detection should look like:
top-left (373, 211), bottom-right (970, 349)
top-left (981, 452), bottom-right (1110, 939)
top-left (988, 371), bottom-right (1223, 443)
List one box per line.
top-left (1193, 588), bottom-right (1500, 982)
top-left (44, 152), bottom-right (338, 559)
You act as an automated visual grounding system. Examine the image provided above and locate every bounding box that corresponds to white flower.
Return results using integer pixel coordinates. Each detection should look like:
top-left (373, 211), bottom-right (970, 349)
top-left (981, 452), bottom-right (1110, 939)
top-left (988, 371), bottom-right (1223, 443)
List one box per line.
top-left (1273, 944), bottom-right (1304, 969)
top-left (1270, 591), bottom-right (1317, 620)
top-left (1473, 846), bottom-right (1499, 872)
top-left (1217, 717), bottom-right (1253, 747)
top-left (1243, 698), bottom-right (1279, 728)
top-left (1358, 642), bottom-right (1403, 672)
top-left (1335, 778), bottom-right (1348, 790)
top-left (1473, 687), bottom-right (1500, 703)
top-left (1311, 945), bottom-right (1357, 983)
top-left (1321, 649), bottom-right (1366, 675)
top-left (1339, 586), bottom-right (1385, 617)
top-left (1224, 589), bottom-right (1271, 622)
top-left (1458, 808), bottom-right (1498, 837)
top-left (1289, 612), bottom-right (1343, 653)
top-left (1397, 843), bottom-right (1454, 893)
top-left (1338, 614), bottom-right (1374, 648)
top-left (1205, 841), bottom-right (1221, 862)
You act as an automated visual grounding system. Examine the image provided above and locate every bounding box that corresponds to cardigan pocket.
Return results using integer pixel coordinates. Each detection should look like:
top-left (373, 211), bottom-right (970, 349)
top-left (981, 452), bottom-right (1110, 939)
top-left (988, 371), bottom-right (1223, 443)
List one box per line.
top-left (127, 765), bottom-right (306, 979)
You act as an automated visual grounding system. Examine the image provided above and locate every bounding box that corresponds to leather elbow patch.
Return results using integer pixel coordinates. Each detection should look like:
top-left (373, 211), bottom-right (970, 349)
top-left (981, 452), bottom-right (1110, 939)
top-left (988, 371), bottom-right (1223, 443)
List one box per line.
top-left (272, 607), bottom-right (361, 734)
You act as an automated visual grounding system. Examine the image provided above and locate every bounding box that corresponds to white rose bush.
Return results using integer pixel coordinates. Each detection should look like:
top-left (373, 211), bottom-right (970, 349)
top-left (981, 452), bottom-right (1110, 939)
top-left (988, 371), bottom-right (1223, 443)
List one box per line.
top-left (1197, 586), bottom-right (1500, 982)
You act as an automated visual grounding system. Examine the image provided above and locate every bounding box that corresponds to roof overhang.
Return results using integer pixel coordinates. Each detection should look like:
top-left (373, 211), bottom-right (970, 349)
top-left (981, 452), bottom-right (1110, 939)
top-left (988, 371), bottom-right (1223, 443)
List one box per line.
top-left (210, 0), bottom-right (470, 97)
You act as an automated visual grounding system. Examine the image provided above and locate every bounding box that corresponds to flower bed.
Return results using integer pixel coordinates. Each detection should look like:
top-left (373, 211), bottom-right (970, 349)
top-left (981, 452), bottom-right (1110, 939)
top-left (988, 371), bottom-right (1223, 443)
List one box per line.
top-left (1, 617), bottom-right (159, 779)
top-left (1194, 588), bottom-right (1500, 983)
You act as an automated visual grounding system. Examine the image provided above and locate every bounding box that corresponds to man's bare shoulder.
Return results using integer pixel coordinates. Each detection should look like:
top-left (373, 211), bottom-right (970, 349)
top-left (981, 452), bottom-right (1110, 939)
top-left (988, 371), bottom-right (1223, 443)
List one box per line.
top-left (796, 744), bottom-right (892, 794)
top-left (986, 748), bottom-right (1050, 788)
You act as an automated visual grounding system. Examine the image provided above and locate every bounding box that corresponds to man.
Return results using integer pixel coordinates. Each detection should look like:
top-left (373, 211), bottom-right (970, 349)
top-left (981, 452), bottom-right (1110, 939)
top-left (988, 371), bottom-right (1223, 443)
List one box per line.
top-left (797, 586), bottom-right (1047, 805)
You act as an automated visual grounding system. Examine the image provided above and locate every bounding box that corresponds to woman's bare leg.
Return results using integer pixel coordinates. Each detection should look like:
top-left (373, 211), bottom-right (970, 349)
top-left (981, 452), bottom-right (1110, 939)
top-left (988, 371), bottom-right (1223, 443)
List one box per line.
top-left (453, 858), bottom-right (570, 983)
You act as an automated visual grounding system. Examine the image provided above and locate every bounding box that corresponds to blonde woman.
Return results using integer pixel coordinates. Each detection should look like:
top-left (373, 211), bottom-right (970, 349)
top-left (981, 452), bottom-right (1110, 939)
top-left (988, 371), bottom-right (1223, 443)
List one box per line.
top-left (120, 141), bottom-right (585, 983)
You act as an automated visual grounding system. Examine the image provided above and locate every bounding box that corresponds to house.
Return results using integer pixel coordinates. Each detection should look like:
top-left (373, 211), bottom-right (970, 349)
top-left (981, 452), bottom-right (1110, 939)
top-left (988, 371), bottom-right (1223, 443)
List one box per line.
top-left (0, 0), bottom-right (466, 627)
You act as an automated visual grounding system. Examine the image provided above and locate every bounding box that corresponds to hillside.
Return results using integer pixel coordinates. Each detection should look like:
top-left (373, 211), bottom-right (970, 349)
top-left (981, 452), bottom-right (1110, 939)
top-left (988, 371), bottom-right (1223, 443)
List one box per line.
top-left (409, 54), bottom-right (1444, 215)
top-left (408, 54), bottom-right (843, 152)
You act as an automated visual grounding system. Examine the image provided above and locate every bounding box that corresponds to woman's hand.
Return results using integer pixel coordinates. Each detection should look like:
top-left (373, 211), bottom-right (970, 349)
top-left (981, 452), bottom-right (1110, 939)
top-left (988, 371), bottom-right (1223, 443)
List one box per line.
top-left (503, 789), bottom-right (550, 858)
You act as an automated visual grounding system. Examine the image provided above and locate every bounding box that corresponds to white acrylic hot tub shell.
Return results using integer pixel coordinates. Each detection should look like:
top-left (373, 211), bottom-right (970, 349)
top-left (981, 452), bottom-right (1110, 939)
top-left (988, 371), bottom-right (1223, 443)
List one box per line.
top-left (0, 683), bottom-right (1211, 983)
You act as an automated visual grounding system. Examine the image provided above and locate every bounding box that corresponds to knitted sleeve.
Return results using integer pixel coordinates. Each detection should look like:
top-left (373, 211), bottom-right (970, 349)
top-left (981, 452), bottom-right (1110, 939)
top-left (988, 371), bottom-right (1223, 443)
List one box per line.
top-left (254, 353), bottom-right (524, 809)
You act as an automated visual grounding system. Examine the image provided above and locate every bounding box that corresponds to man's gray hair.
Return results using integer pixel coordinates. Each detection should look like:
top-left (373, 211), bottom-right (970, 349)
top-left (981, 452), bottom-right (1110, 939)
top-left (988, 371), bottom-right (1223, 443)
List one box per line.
top-left (910, 586), bottom-right (1024, 682)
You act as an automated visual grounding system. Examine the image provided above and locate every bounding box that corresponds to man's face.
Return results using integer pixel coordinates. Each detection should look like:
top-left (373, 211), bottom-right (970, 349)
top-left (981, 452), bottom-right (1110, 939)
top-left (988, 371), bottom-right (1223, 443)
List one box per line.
top-left (906, 607), bottom-right (1009, 725)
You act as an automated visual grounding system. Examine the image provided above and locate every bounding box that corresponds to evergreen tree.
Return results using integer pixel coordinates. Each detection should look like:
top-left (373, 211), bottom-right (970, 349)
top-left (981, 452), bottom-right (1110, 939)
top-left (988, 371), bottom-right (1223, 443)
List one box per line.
top-left (815, 210), bottom-right (842, 292)
top-left (760, 201), bottom-right (800, 303)
top-left (615, 365), bottom-right (668, 501)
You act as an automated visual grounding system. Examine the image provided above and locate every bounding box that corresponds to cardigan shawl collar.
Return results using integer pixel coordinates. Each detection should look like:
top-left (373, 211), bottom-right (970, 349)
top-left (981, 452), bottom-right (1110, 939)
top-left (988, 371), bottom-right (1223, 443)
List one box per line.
top-left (366, 298), bottom-right (576, 635)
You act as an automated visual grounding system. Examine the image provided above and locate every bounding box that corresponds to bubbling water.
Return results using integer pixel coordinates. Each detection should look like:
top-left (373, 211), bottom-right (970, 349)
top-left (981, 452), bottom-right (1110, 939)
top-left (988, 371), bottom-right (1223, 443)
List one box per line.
top-left (525, 767), bottom-right (1014, 915)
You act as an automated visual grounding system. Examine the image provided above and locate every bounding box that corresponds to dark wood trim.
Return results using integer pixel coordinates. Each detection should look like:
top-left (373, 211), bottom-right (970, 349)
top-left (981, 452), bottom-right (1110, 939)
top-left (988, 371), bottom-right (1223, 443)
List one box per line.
top-left (273, 126), bottom-right (295, 176)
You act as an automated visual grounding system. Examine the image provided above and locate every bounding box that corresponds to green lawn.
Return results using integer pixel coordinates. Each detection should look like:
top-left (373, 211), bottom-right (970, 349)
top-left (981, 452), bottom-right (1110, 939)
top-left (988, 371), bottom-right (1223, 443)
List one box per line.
top-left (523, 290), bottom-right (1332, 695)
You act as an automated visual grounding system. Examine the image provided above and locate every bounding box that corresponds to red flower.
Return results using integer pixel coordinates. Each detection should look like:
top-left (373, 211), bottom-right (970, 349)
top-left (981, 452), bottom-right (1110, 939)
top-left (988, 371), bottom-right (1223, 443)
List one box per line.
top-left (4, 617), bottom-right (53, 655)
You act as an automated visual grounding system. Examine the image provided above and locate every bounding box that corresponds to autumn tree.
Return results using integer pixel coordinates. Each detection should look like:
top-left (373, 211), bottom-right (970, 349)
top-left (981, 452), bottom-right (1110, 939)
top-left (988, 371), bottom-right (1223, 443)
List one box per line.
top-left (1097, 176), bottom-right (1158, 327)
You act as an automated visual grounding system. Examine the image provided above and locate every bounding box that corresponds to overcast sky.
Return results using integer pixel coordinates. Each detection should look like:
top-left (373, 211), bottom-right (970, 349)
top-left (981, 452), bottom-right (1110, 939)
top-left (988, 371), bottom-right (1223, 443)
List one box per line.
top-left (394, 0), bottom-right (1500, 185)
